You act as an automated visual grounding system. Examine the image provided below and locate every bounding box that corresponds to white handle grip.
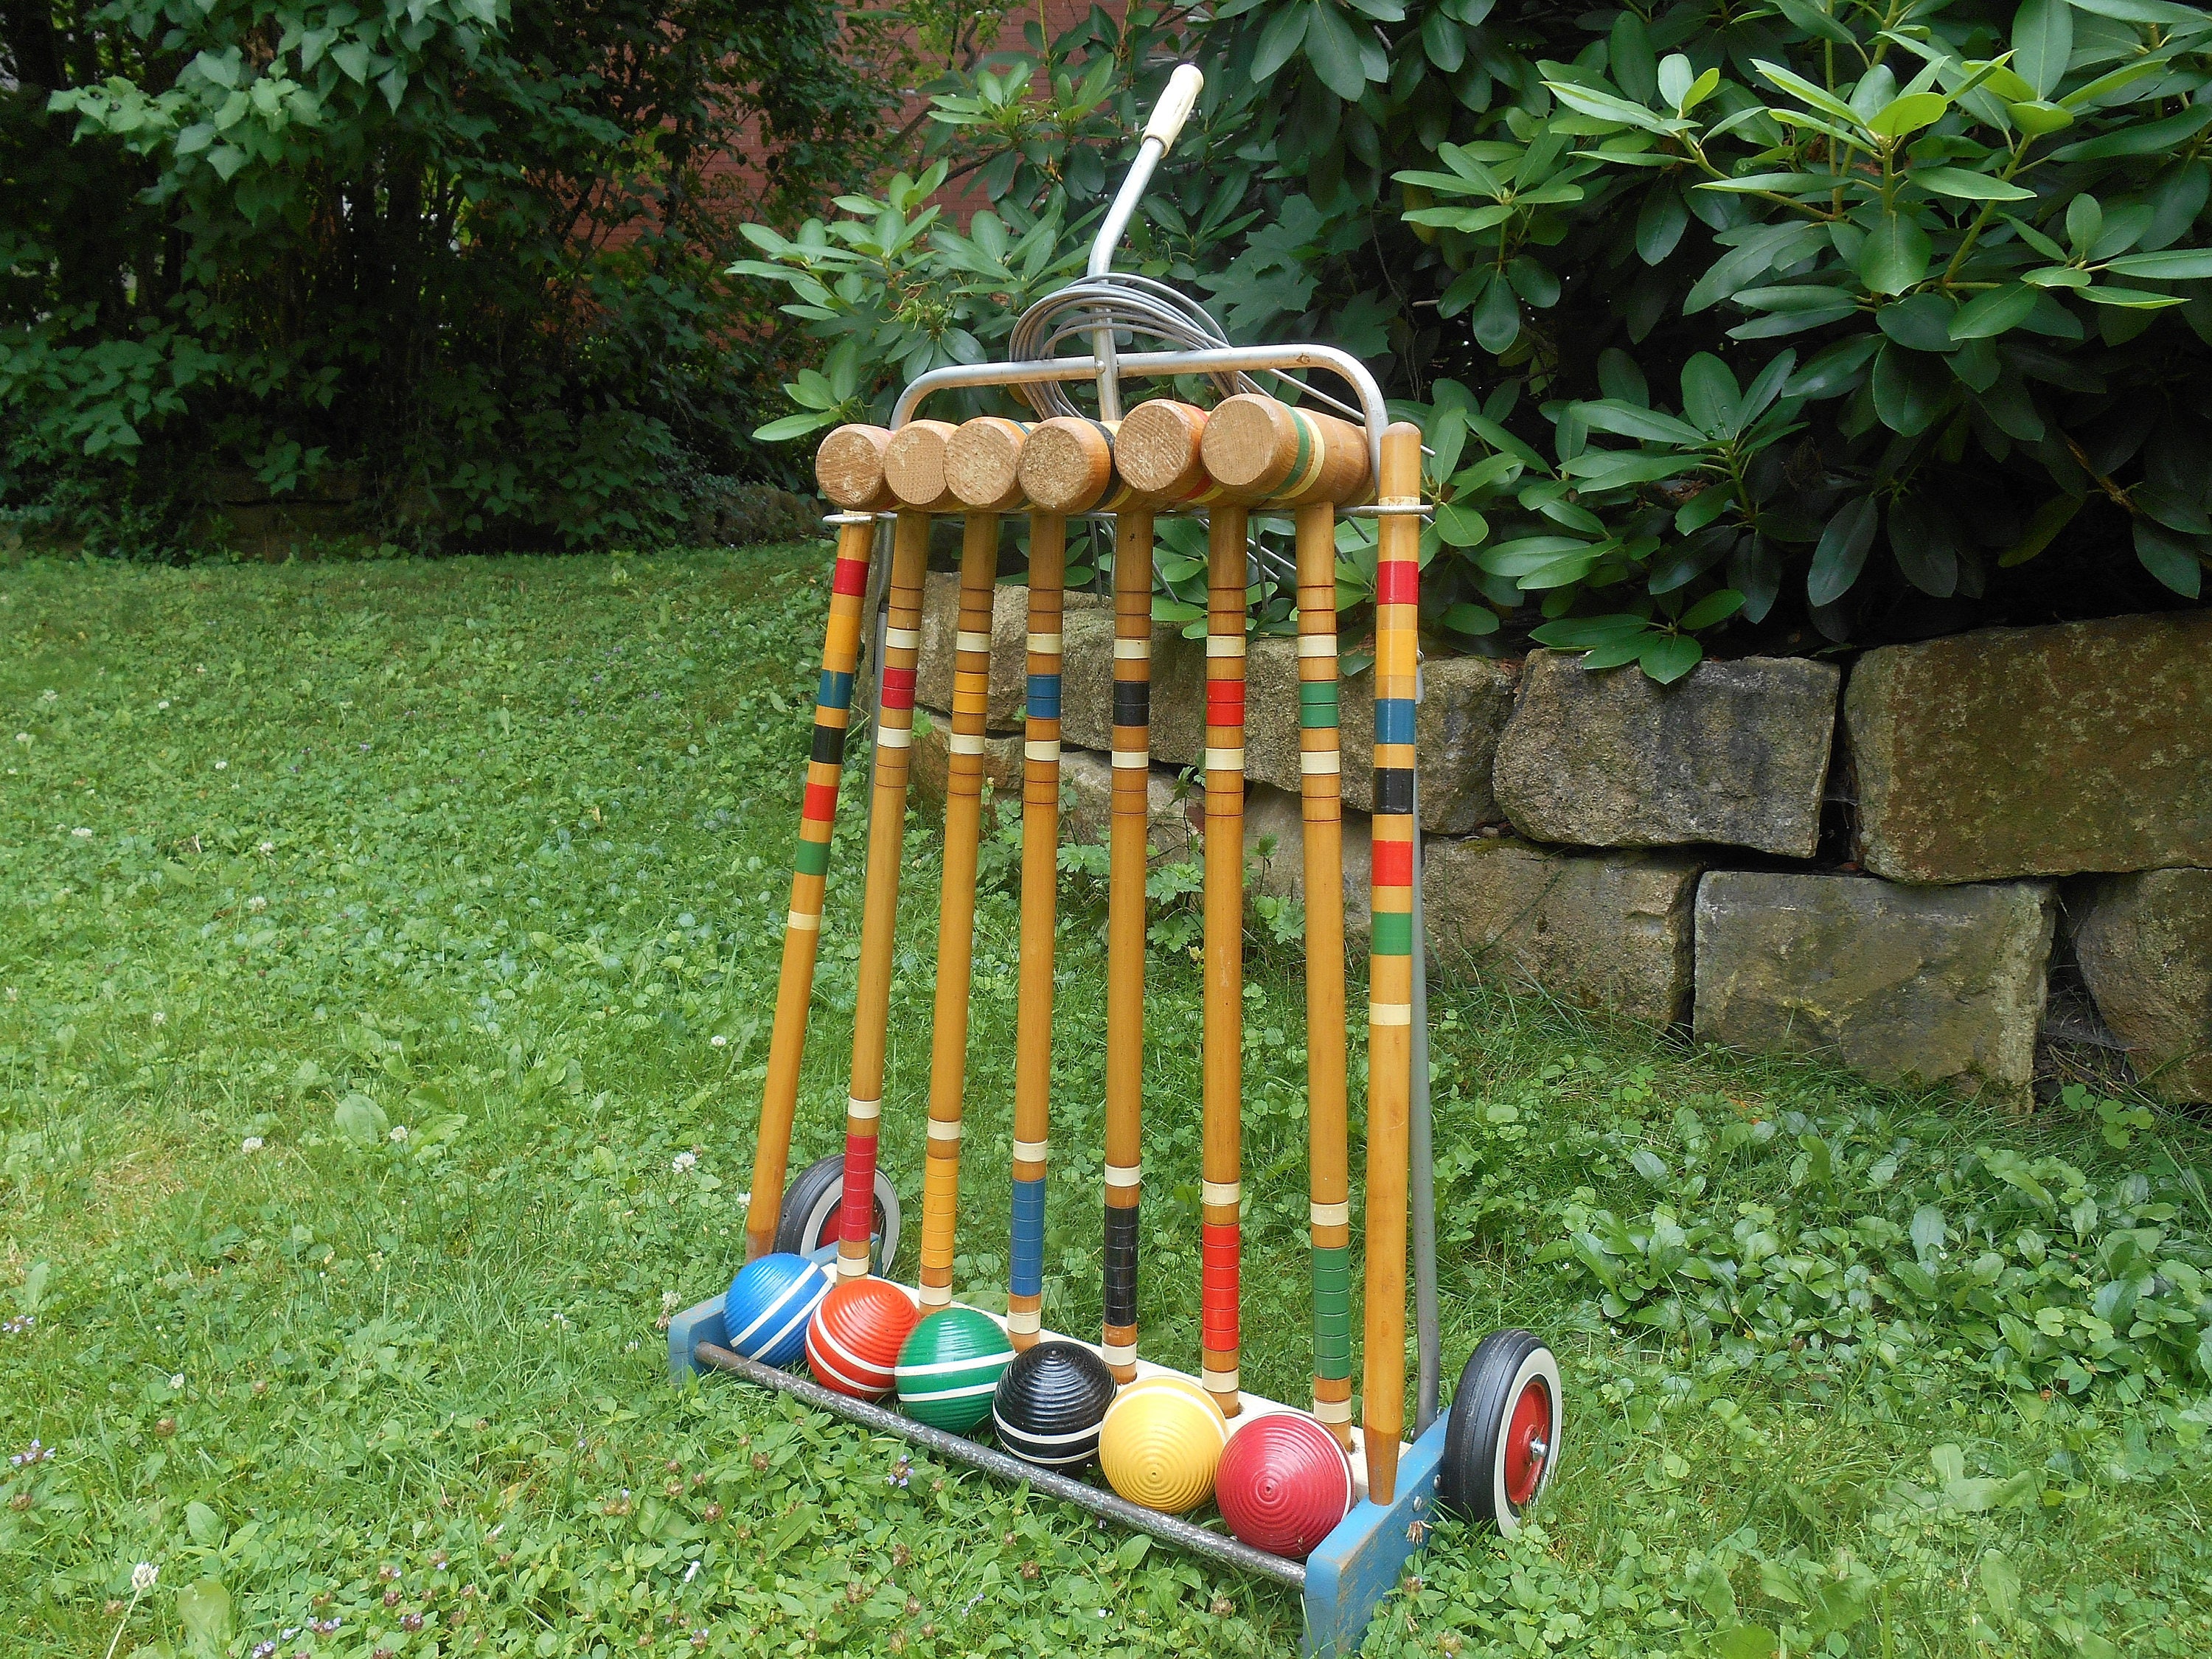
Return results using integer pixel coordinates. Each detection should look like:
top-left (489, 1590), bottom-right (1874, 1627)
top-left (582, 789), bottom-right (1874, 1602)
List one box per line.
top-left (1143, 64), bottom-right (1205, 152)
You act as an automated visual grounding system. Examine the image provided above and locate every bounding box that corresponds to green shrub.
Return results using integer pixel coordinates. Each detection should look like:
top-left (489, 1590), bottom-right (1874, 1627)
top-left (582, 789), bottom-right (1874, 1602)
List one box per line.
top-left (740, 1), bottom-right (2211, 669)
top-left (1, 1), bottom-right (894, 554)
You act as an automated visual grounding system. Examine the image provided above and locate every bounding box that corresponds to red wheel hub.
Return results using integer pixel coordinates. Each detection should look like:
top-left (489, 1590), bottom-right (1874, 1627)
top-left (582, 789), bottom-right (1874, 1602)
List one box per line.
top-left (1502, 1379), bottom-right (1552, 1506)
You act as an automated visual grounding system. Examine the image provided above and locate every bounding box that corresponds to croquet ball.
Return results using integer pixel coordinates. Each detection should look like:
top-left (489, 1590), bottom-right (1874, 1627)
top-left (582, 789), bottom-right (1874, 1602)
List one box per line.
top-left (896, 1308), bottom-right (1015, 1432)
top-left (1215, 1412), bottom-right (1354, 1558)
top-left (1099, 1374), bottom-right (1229, 1512)
top-left (722, 1253), bottom-right (831, 1368)
top-left (990, 1340), bottom-right (1117, 1467)
top-left (805, 1276), bottom-right (919, 1399)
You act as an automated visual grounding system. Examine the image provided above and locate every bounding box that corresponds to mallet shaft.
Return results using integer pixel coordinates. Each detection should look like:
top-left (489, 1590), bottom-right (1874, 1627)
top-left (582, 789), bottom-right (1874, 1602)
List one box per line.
top-left (1295, 500), bottom-right (1355, 1445)
top-left (1200, 502), bottom-right (1248, 1419)
top-left (1362, 422), bottom-right (1425, 1502)
top-left (917, 513), bottom-right (1001, 1309)
top-left (1101, 505), bottom-right (1154, 1380)
top-left (1007, 514), bottom-right (1065, 1348)
top-left (835, 511), bottom-right (931, 1277)
top-left (745, 515), bottom-right (877, 1260)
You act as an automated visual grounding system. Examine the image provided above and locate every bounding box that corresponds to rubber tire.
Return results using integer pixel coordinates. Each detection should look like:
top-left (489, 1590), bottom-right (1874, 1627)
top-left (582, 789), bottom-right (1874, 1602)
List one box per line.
top-left (1439, 1329), bottom-right (1561, 1535)
top-left (773, 1153), bottom-right (901, 1274)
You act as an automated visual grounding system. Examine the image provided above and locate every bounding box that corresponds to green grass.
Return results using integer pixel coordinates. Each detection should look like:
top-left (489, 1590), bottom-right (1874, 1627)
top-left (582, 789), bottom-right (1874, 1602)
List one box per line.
top-left (2, 543), bottom-right (2209, 1659)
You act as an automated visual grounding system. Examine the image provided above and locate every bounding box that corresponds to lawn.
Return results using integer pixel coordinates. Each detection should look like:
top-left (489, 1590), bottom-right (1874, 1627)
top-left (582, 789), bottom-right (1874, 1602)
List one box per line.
top-left (2, 543), bottom-right (2208, 1659)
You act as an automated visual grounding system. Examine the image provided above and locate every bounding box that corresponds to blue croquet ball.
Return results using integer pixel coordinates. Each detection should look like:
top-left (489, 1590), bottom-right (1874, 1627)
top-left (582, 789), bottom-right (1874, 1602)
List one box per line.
top-left (723, 1253), bottom-right (831, 1366)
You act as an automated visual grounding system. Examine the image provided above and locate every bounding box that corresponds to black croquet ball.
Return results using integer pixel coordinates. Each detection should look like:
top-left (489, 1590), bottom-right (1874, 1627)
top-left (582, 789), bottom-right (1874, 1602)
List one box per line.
top-left (990, 1340), bottom-right (1117, 1468)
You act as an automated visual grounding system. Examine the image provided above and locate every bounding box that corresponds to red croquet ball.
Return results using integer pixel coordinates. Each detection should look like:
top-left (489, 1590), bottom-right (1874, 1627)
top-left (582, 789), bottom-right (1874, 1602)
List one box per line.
top-left (804, 1276), bottom-right (919, 1399)
top-left (1214, 1411), bottom-right (1354, 1559)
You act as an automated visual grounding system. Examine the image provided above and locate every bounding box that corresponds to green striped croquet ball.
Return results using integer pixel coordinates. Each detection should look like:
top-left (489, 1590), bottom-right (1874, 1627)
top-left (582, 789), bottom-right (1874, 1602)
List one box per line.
top-left (895, 1308), bottom-right (1015, 1432)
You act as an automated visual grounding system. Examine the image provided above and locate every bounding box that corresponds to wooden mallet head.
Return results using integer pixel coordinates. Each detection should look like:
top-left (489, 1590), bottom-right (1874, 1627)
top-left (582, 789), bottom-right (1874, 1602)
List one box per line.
top-left (882, 420), bottom-right (963, 512)
top-left (1200, 394), bottom-right (1370, 507)
top-left (815, 424), bottom-right (896, 512)
top-left (945, 417), bottom-right (1032, 512)
top-left (1113, 400), bottom-right (1212, 504)
top-left (1016, 417), bottom-right (1123, 515)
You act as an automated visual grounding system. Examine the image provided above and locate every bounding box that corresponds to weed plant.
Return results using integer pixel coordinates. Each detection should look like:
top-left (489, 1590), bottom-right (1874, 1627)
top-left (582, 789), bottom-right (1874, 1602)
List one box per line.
top-left (1, 545), bottom-right (2208, 1657)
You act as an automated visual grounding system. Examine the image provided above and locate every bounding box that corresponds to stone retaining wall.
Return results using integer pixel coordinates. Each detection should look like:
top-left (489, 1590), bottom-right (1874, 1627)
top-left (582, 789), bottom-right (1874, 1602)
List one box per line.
top-left (904, 585), bottom-right (2212, 1107)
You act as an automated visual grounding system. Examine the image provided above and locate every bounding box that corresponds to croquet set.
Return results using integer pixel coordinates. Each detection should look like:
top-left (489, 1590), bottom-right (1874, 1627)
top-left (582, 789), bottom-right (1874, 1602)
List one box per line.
top-left (665, 65), bottom-right (1560, 1655)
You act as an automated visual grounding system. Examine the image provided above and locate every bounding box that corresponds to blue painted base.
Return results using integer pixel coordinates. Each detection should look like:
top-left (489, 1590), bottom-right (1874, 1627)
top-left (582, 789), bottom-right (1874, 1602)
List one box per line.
top-left (1301, 1415), bottom-right (1448, 1657)
top-left (668, 1294), bottom-right (728, 1385)
top-left (669, 1289), bottom-right (1446, 1657)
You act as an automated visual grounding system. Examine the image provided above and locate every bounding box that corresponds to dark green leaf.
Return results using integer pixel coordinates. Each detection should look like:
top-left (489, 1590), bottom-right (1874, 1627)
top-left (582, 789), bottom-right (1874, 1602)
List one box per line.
top-left (1304, 3), bottom-right (1372, 101)
top-left (1877, 294), bottom-right (1959, 352)
top-left (1636, 187), bottom-right (1688, 265)
top-left (1441, 602), bottom-right (1500, 635)
top-left (1871, 342), bottom-right (1948, 434)
top-left (1912, 167), bottom-right (2034, 202)
top-left (1949, 285), bottom-right (2039, 340)
top-left (1860, 213), bottom-right (1933, 296)
top-left (2011, 0), bottom-right (2073, 100)
top-left (1639, 633), bottom-right (1705, 682)
top-left (1998, 495), bottom-right (2081, 565)
top-left (1728, 532), bottom-right (1782, 621)
top-left (1419, 7), bottom-right (1464, 72)
top-left (1472, 279), bottom-right (1523, 352)
top-left (2135, 522), bottom-right (2206, 597)
top-left (1253, 3), bottom-right (1312, 80)
top-left (1677, 588), bottom-right (1747, 629)
top-left (1808, 495), bottom-right (1879, 605)
top-left (1888, 498), bottom-right (1959, 596)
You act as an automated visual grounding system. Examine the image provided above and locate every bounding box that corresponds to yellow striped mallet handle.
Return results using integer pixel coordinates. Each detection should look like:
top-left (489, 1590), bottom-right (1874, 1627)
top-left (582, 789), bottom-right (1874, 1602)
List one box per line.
top-left (1099, 504), bottom-right (1154, 1379)
top-left (1363, 421), bottom-right (1425, 1503)
top-left (1006, 513), bottom-right (1065, 1347)
top-left (832, 508), bottom-right (932, 1278)
top-left (1296, 495), bottom-right (1355, 1444)
top-left (1200, 498), bottom-right (1247, 1419)
top-left (744, 504), bottom-right (878, 1259)
top-left (916, 508), bottom-right (1001, 1310)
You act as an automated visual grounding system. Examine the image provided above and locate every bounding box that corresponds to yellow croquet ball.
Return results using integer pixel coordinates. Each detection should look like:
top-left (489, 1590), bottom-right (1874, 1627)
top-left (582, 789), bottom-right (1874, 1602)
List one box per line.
top-left (1099, 1373), bottom-right (1230, 1512)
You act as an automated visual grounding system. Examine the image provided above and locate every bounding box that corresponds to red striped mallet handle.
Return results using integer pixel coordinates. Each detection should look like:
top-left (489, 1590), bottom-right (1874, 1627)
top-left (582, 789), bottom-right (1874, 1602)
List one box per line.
top-left (834, 507), bottom-right (931, 1279)
top-left (1363, 421), bottom-right (1424, 1503)
top-left (1200, 498), bottom-right (1248, 1419)
top-left (744, 509), bottom-right (878, 1259)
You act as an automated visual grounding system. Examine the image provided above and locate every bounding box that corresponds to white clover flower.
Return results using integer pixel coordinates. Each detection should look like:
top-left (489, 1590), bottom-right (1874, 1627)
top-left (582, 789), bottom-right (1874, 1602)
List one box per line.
top-left (258, 841), bottom-right (274, 854)
top-left (13, 733), bottom-right (27, 744)
top-left (671, 1151), bottom-right (698, 1174)
top-left (39, 689), bottom-right (56, 702)
top-left (214, 760), bottom-right (228, 771)
top-left (246, 895), bottom-right (268, 912)
top-left (156, 700), bottom-right (170, 710)
top-left (660, 1290), bottom-right (681, 1313)
top-left (150, 1011), bottom-right (164, 1025)
top-left (131, 1562), bottom-right (158, 1593)
top-left (240, 1137), bottom-right (264, 1153)
top-left (709, 1034), bottom-right (727, 1048)
top-left (71, 827), bottom-right (91, 839)
top-left (169, 1374), bottom-right (185, 1390)
top-left (389, 1124), bottom-right (409, 1142)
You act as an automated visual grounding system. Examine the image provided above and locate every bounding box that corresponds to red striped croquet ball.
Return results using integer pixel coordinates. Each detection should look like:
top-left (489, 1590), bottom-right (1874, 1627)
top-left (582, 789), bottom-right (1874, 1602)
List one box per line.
top-left (896, 1308), bottom-right (1015, 1433)
top-left (723, 1253), bottom-right (832, 1368)
top-left (1215, 1411), bottom-right (1354, 1559)
top-left (991, 1340), bottom-right (1118, 1467)
top-left (805, 1276), bottom-right (919, 1399)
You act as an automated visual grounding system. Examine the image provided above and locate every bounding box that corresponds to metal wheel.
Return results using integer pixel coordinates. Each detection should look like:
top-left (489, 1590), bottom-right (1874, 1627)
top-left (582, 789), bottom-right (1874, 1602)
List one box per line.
top-left (774, 1154), bottom-right (900, 1274)
top-left (1439, 1329), bottom-right (1560, 1534)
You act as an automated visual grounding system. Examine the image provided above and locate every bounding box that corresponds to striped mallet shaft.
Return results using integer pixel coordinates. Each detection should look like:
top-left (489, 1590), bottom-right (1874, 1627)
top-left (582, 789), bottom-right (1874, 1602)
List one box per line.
top-left (835, 508), bottom-right (932, 1277)
top-left (1017, 416), bottom-right (1154, 1378)
top-left (1200, 500), bottom-right (1248, 1419)
top-left (1295, 495), bottom-right (1355, 1444)
top-left (916, 501), bottom-right (1003, 1310)
top-left (1363, 421), bottom-right (1425, 1503)
top-left (744, 500), bottom-right (877, 1260)
top-left (1006, 510), bottom-right (1065, 1348)
top-left (1198, 393), bottom-right (1370, 509)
